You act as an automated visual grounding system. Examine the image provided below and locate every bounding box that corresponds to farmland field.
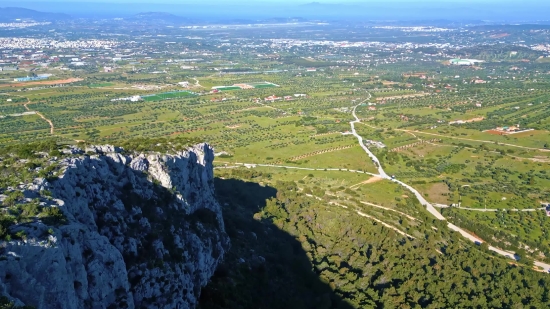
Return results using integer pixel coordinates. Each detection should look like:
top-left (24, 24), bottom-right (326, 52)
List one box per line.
top-left (5, 18), bottom-right (550, 309)
top-left (212, 81), bottom-right (279, 91)
top-left (141, 91), bottom-right (197, 101)
top-left (212, 86), bottom-right (242, 91)
top-left (248, 82), bottom-right (279, 88)
top-left (88, 82), bottom-right (115, 88)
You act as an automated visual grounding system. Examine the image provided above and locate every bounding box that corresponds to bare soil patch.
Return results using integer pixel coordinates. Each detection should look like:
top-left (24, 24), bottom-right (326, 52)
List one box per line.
top-left (485, 130), bottom-right (506, 135)
top-left (365, 176), bottom-right (383, 184)
top-left (426, 183), bottom-right (450, 204)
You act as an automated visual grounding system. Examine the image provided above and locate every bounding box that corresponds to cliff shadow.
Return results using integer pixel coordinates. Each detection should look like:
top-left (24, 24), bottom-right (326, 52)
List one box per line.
top-left (198, 177), bottom-right (355, 309)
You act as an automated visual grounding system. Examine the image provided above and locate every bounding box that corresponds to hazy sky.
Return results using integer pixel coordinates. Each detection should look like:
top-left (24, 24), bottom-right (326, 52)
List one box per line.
top-left (7, 0), bottom-right (537, 7)
top-left (6, 0), bottom-right (549, 22)
top-left (10, 0), bottom-right (514, 3)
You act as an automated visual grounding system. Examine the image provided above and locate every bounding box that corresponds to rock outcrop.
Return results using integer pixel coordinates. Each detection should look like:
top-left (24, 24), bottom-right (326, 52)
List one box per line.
top-left (0, 143), bottom-right (229, 309)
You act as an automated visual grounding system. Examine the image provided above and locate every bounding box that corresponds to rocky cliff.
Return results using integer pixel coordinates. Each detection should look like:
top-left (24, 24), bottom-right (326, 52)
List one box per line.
top-left (0, 143), bottom-right (230, 309)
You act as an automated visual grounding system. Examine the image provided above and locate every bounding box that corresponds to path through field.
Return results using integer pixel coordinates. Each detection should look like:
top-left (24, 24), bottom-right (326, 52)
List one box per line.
top-left (8, 94), bottom-right (54, 135)
top-left (397, 129), bottom-right (550, 152)
top-left (23, 100), bottom-right (54, 135)
top-left (305, 194), bottom-right (416, 239)
top-left (192, 77), bottom-right (202, 88)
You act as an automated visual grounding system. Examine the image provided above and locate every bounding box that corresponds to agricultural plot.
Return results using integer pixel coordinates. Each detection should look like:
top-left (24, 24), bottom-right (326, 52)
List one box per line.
top-left (88, 82), bottom-right (115, 88)
top-left (247, 82), bottom-right (279, 88)
top-left (141, 91), bottom-right (197, 102)
top-left (3, 54), bottom-right (550, 268)
top-left (212, 81), bottom-right (279, 91)
top-left (212, 86), bottom-right (242, 91)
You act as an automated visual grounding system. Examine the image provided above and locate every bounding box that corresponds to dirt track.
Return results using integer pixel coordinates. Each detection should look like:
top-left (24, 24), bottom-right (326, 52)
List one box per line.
top-left (398, 129), bottom-right (550, 152)
top-left (23, 101), bottom-right (54, 134)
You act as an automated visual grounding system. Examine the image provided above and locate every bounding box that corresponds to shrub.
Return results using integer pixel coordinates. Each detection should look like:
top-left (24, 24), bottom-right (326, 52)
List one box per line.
top-left (39, 207), bottom-right (67, 226)
top-left (15, 230), bottom-right (27, 241)
top-left (3, 191), bottom-right (24, 207)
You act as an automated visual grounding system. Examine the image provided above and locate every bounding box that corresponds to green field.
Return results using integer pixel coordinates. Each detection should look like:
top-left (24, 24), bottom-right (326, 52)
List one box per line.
top-left (88, 82), bottom-right (115, 88)
top-left (7, 22), bottom-right (550, 309)
top-left (141, 91), bottom-right (197, 102)
top-left (213, 86), bottom-right (242, 91)
top-left (252, 83), bottom-right (278, 88)
top-left (2, 44), bottom-right (550, 270)
top-left (247, 82), bottom-right (279, 88)
top-left (213, 82), bottom-right (279, 91)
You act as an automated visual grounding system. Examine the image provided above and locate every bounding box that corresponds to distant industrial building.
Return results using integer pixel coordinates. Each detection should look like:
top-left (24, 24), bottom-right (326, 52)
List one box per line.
top-left (450, 58), bottom-right (484, 66)
top-left (0, 66), bottom-right (18, 71)
top-left (13, 74), bottom-right (52, 82)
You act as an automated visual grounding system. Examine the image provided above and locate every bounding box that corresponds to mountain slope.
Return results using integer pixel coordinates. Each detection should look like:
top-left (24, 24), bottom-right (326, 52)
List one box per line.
top-left (0, 7), bottom-right (71, 22)
top-left (0, 144), bottom-right (229, 308)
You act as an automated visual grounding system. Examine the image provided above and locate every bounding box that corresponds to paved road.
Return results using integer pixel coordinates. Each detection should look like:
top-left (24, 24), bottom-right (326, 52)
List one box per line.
top-left (217, 98), bottom-right (550, 272)
top-left (432, 204), bottom-right (546, 212)
top-left (350, 100), bottom-right (444, 220)
top-left (350, 98), bottom-right (388, 179)
top-left (350, 93), bottom-right (550, 272)
top-left (394, 179), bottom-right (446, 220)
top-left (447, 223), bottom-right (550, 272)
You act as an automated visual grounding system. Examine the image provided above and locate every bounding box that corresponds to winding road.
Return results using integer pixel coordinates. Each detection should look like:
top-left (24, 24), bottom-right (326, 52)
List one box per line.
top-left (350, 99), bottom-right (444, 220)
top-left (216, 94), bottom-right (550, 272)
top-left (349, 95), bottom-right (550, 272)
top-left (433, 204), bottom-right (546, 212)
top-left (349, 97), bottom-right (388, 179)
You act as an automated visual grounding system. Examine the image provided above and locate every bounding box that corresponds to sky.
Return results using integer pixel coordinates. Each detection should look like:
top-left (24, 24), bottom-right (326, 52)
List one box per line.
top-left (7, 0), bottom-right (526, 3)
top-left (4, 0), bottom-right (550, 21)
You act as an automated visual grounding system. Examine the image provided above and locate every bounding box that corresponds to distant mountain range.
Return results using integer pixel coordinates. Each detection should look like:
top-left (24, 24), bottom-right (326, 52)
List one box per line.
top-left (0, 7), bottom-right (313, 25)
top-left (0, 7), bottom-right (70, 22)
top-left (2, 2), bottom-right (550, 24)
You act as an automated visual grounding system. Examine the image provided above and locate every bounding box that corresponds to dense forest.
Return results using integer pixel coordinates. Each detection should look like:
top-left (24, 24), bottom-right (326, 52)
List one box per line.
top-left (200, 170), bottom-right (550, 309)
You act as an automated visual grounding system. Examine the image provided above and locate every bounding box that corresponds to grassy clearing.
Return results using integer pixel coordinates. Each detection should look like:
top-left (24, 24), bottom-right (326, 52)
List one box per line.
top-left (88, 82), bottom-right (115, 88)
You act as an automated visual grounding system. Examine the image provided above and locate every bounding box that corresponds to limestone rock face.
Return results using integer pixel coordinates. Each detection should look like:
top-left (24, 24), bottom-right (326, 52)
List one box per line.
top-left (0, 143), bottom-right (229, 309)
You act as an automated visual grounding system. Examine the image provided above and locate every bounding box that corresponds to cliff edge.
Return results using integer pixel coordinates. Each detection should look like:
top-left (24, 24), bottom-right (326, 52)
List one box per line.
top-left (0, 143), bottom-right (229, 309)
